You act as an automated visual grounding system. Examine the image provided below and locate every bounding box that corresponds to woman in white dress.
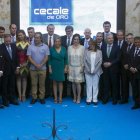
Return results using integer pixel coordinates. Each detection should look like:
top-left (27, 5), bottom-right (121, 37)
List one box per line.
top-left (84, 40), bottom-right (103, 105)
top-left (68, 34), bottom-right (85, 103)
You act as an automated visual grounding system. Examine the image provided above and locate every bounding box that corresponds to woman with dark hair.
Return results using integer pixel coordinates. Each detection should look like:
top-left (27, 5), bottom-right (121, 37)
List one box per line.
top-left (68, 34), bottom-right (85, 103)
top-left (16, 30), bottom-right (30, 101)
top-left (49, 37), bottom-right (68, 103)
top-left (84, 40), bottom-right (102, 105)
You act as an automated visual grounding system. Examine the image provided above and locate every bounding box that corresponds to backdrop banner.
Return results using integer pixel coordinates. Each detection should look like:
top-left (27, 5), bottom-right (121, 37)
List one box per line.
top-left (30, 0), bottom-right (73, 25)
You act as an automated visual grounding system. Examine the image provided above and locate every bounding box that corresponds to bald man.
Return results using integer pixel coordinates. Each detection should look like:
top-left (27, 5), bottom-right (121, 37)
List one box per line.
top-left (81, 28), bottom-right (93, 48)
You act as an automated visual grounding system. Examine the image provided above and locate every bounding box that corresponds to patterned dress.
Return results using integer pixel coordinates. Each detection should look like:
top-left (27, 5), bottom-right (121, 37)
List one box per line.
top-left (16, 41), bottom-right (29, 75)
top-left (68, 45), bottom-right (85, 83)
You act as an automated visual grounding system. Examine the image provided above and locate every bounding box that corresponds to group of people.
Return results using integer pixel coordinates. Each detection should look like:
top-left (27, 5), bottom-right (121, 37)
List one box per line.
top-left (0, 21), bottom-right (140, 110)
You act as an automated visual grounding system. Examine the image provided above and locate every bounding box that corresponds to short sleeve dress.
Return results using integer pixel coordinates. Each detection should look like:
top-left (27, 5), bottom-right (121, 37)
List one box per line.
top-left (49, 46), bottom-right (68, 82)
top-left (68, 45), bottom-right (85, 83)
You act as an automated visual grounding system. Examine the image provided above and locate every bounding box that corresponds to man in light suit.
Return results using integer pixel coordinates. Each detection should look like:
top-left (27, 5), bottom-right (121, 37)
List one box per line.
top-left (102, 33), bottom-right (120, 105)
top-left (43, 24), bottom-right (59, 97)
top-left (0, 34), bottom-right (19, 107)
top-left (43, 24), bottom-right (59, 48)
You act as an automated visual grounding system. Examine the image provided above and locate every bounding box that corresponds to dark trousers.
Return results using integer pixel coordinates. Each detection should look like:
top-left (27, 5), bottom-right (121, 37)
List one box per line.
top-left (131, 77), bottom-right (140, 105)
top-left (2, 74), bottom-right (17, 103)
top-left (103, 71), bottom-right (119, 102)
top-left (120, 68), bottom-right (131, 101)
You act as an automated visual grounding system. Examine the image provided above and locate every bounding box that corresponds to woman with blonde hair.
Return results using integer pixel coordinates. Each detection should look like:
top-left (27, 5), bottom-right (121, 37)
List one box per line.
top-left (84, 40), bottom-right (103, 105)
top-left (16, 30), bottom-right (30, 101)
top-left (68, 34), bottom-right (85, 104)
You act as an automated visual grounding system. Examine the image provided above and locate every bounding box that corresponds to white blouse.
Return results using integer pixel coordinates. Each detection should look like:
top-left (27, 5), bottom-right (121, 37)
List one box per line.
top-left (90, 52), bottom-right (96, 73)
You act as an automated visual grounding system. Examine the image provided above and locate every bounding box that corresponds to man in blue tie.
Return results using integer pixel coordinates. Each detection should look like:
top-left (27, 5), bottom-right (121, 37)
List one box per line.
top-left (0, 34), bottom-right (20, 107)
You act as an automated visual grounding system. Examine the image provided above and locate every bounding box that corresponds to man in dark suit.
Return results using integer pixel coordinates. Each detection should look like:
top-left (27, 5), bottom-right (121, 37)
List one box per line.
top-left (0, 50), bottom-right (4, 108)
top-left (116, 30), bottom-right (128, 103)
top-left (0, 34), bottom-right (19, 107)
top-left (61, 25), bottom-right (74, 49)
top-left (96, 32), bottom-right (106, 50)
top-left (102, 21), bottom-right (117, 43)
top-left (96, 32), bottom-right (106, 101)
top-left (0, 26), bottom-right (5, 108)
top-left (81, 28), bottom-right (93, 49)
top-left (61, 25), bottom-right (74, 97)
top-left (27, 27), bottom-right (35, 45)
top-left (102, 33), bottom-right (120, 105)
top-left (128, 36), bottom-right (140, 109)
top-left (119, 33), bottom-right (135, 104)
top-left (9, 24), bottom-right (17, 43)
top-left (43, 24), bottom-right (59, 97)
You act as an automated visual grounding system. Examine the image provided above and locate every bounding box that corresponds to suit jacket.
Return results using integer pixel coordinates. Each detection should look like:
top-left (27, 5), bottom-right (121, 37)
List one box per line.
top-left (84, 49), bottom-right (103, 76)
top-left (61, 35), bottom-right (73, 50)
top-left (80, 37), bottom-right (93, 47)
top-left (102, 32), bottom-right (117, 42)
top-left (42, 33), bottom-right (59, 47)
top-left (115, 40), bottom-right (128, 67)
top-left (102, 43), bottom-right (120, 73)
top-left (0, 43), bottom-right (19, 76)
top-left (97, 41), bottom-right (106, 50)
top-left (128, 47), bottom-right (140, 79)
top-left (0, 49), bottom-right (4, 71)
top-left (121, 43), bottom-right (135, 66)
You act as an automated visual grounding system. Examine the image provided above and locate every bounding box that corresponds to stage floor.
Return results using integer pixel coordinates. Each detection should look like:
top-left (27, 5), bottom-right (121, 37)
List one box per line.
top-left (0, 97), bottom-right (140, 140)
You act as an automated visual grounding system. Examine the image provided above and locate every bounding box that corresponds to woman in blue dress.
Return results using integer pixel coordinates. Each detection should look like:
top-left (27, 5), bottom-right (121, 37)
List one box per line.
top-left (49, 37), bottom-right (68, 103)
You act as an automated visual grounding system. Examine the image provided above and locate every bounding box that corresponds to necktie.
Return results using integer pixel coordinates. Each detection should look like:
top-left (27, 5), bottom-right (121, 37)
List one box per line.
top-left (49, 36), bottom-right (52, 48)
top-left (30, 38), bottom-right (32, 44)
top-left (118, 41), bottom-right (121, 48)
top-left (67, 37), bottom-right (70, 47)
top-left (85, 40), bottom-right (89, 48)
top-left (107, 46), bottom-right (111, 57)
top-left (134, 48), bottom-right (139, 57)
top-left (127, 44), bottom-right (131, 52)
top-left (7, 46), bottom-right (12, 59)
top-left (11, 36), bottom-right (15, 43)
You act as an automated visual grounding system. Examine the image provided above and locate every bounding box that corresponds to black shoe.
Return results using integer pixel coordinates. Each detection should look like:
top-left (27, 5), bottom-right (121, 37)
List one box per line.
top-left (30, 99), bottom-right (37, 104)
top-left (119, 100), bottom-right (128, 104)
top-left (40, 99), bottom-right (46, 104)
top-left (131, 105), bottom-right (140, 110)
top-left (3, 101), bottom-right (10, 107)
top-left (112, 101), bottom-right (117, 105)
top-left (102, 99), bottom-right (108, 104)
top-left (0, 105), bottom-right (4, 109)
top-left (86, 102), bottom-right (91, 105)
top-left (10, 100), bottom-right (19, 105)
top-left (93, 102), bottom-right (98, 105)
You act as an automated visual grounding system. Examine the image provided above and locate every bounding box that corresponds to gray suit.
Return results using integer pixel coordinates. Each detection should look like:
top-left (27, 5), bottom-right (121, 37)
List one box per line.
top-left (42, 33), bottom-right (59, 46)
top-left (84, 49), bottom-right (103, 76)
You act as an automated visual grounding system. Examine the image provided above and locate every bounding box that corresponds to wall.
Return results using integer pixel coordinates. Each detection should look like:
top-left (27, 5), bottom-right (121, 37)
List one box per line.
top-left (0, 0), bottom-right (10, 33)
top-left (125, 0), bottom-right (140, 36)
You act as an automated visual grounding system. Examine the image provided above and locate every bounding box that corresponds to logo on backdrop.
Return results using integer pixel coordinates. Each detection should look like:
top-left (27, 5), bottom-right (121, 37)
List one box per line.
top-left (30, 0), bottom-right (73, 25)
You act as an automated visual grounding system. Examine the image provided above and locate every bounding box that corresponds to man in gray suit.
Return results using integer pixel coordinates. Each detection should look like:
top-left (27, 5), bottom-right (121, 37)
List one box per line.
top-left (43, 24), bottom-right (59, 48)
top-left (43, 24), bottom-right (59, 97)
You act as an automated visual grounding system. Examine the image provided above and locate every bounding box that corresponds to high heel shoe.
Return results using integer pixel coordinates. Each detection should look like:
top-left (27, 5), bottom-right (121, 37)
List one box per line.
top-left (22, 96), bottom-right (26, 102)
top-left (54, 99), bottom-right (58, 104)
top-left (59, 99), bottom-right (62, 104)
